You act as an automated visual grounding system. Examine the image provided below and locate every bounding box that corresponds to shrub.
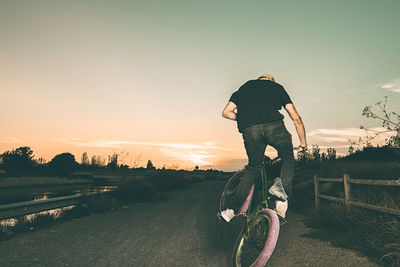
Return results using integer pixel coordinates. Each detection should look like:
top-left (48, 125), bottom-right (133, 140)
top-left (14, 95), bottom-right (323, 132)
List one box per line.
top-left (49, 153), bottom-right (78, 176)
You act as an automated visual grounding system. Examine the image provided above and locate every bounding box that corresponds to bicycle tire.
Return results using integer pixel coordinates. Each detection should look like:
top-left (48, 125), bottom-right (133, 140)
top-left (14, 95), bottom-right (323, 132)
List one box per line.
top-left (233, 209), bottom-right (280, 267)
top-left (220, 171), bottom-right (244, 213)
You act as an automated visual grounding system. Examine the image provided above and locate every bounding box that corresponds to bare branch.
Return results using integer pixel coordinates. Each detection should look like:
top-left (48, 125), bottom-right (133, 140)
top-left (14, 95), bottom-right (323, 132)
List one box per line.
top-left (357, 96), bottom-right (399, 148)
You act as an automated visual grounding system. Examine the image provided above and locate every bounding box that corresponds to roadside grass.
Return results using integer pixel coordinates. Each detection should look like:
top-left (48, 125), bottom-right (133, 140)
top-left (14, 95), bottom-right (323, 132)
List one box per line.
top-left (292, 160), bottom-right (400, 266)
top-left (303, 200), bottom-right (400, 266)
top-left (1, 169), bottom-right (229, 240)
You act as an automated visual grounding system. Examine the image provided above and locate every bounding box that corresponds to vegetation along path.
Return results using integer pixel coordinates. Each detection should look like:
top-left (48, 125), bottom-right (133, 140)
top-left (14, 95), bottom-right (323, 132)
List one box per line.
top-left (1, 180), bottom-right (380, 266)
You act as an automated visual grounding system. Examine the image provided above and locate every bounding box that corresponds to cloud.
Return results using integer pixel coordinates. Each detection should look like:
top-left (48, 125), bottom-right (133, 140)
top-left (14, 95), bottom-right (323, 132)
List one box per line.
top-left (309, 128), bottom-right (364, 137)
top-left (379, 79), bottom-right (400, 93)
top-left (55, 138), bottom-right (232, 151)
top-left (309, 127), bottom-right (396, 147)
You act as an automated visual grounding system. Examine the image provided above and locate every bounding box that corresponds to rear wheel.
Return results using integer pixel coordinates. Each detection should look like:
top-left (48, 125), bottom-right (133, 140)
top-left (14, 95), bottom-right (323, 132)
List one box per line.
top-left (220, 171), bottom-right (243, 213)
top-left (233, 209), bottom-right (279, 267)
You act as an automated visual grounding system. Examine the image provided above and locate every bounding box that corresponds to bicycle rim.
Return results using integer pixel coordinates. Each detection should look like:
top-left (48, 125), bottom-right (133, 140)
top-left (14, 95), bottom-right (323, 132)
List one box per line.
top-left (220, 171), bottom-right (243, 212)
top-left (233, 209), bottom-right (279, 267)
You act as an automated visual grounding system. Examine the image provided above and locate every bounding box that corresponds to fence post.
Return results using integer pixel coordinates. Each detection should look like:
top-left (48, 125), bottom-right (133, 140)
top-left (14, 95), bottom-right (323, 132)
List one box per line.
top-left (314, 174), bottom-right (319, 211)
top-left (343, 174), bottom-right (351, 210)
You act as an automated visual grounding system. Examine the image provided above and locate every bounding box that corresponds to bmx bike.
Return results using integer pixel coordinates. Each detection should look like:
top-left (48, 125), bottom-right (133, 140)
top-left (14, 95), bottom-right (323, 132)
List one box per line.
top-left (218, 158), bottom-right (282, 267)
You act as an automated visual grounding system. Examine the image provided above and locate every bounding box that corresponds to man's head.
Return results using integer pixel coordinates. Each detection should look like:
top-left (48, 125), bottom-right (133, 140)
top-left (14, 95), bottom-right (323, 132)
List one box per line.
top-left (257, 74), bottom-right (275, 82)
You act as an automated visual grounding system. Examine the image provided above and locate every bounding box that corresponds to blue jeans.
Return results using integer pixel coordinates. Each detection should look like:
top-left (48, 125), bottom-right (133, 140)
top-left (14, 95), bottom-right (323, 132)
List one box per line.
top-left (234, 120), bottom-right (295, 210)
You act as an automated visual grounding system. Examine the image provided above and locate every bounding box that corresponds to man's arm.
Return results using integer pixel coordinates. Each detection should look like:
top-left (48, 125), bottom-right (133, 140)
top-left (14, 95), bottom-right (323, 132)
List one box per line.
top-left (222, 101), bottom-right (237, 121)
top-left (284, 103), bottom-right (307, 147)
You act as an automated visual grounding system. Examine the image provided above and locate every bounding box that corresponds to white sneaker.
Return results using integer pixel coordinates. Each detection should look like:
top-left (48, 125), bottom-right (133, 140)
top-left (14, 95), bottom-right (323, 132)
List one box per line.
top-left (275, 200), bottom-right (288, 218)
top-left (220, 208), bottom-right (235, 222)
top-left (268, 177), bottom-right (288, 201)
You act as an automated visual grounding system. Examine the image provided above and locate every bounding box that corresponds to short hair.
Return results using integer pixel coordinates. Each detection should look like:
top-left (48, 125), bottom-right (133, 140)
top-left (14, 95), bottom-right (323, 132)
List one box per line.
top-left (257, 74), bottom-right (275, 82)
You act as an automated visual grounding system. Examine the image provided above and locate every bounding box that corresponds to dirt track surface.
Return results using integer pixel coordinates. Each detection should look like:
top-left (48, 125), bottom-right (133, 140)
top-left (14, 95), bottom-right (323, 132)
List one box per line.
top-left (1, 180), bottom-right (380, 266)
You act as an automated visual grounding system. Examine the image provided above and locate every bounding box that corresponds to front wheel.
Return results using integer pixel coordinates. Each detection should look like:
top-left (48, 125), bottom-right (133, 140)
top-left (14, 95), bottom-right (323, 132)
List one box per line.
top-left (233, 209), bottom-right (280, 267)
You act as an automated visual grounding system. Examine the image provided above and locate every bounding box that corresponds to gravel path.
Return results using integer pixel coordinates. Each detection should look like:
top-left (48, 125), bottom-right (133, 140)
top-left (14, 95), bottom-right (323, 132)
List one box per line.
top-left (1, 180), bottom-right (381, 266)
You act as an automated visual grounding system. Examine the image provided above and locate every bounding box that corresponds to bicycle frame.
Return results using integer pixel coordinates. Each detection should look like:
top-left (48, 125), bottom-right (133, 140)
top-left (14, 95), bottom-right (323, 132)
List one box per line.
top-left (225, 161), bottom-right (282, 267)
top-left (219, 158), bottom-right (279, 220)
top-left (241, 164), bottom-right (270, 233)
top-left (218, 157), bottom-right (284, 266)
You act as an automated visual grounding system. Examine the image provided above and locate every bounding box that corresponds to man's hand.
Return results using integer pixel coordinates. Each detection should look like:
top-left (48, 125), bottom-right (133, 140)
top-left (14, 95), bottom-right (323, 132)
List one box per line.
top-left (296, 145), bottom-right (307, 153)
top-left (284, 103), bottom-right (307, 148)
top-left (295, 145), bottom-right (314, 159)
top-left (222, 101), bottom-right (237, 121)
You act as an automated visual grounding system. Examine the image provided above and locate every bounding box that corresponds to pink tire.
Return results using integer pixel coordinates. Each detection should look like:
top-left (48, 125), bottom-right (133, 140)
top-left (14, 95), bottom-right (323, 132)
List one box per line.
top-left (232, 209), bottom-right (280, 267)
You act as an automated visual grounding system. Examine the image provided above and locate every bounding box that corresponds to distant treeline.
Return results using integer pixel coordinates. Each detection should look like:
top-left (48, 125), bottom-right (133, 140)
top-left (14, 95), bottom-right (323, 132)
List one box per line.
top-left (0, 147), bottom-right (119, 175)
top-left (297, 144), bottom-right (400, 165)
top-left (0, 146), bottom-right (226, 176)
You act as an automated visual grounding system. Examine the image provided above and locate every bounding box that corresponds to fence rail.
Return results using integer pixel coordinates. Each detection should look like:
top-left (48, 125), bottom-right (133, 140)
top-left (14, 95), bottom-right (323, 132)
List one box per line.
top-left (0, 190), bottom-right (115, 220)
top-left (314, 174), bottom-right (400, 216)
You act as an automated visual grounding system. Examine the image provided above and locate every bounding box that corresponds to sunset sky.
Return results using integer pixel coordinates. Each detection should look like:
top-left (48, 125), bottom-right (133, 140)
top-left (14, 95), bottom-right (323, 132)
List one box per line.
top-left (1, 1), bottom-right (399, 171)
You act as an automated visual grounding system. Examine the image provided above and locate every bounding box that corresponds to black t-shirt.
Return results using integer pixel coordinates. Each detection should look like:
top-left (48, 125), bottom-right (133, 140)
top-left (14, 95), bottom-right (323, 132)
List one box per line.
top-left (229, 80), bottom-right (292, 133)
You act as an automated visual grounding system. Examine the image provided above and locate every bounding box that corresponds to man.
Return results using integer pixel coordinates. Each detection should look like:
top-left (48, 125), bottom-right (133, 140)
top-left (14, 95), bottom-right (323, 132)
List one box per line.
top-left (221, 74), bottom-right (307, 222)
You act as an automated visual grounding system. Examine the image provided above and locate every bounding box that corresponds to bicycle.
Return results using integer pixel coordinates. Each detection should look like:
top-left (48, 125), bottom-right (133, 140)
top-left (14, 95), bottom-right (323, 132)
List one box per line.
top-left (218, 158), bottom-right (282, 267)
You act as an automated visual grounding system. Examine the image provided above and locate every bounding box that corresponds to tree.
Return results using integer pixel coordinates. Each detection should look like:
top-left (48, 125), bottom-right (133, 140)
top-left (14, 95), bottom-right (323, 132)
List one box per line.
top-left (91, 155), bottom-right (105, 168)
top-left (49, 152), bottom-right (78, 170)
top-left (49, 153), bottom-right (78, 175)
top-left (81, 152), bottom-right (90, 166)
top-left (361, 96), bottom-right (400, 148)
top-left (0, 146), bottom-right (35, 171)
top-left (146, 160), bottom-right (155, 170)
top-left (312, 145), bottom-right (321, 160)
top-left (107, 153), bottom-right (119, 169)
top-left (348, 145), bottom-right (355, 156)
top-left (327, 147), bottom-right (336, 160)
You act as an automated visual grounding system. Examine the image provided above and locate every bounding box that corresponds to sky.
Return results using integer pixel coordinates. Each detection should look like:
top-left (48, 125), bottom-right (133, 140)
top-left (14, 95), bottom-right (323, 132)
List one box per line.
top-left (1, 0), bottom-right (399, 171)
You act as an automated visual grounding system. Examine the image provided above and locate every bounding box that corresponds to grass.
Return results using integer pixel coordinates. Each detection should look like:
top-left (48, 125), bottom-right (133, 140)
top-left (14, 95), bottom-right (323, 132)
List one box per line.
top-left (291, 159), bottom-right (400, 266)
top-left (303, 201), bottom-right (400, 266)
top-left (1, 169), bottom-right (230, 240)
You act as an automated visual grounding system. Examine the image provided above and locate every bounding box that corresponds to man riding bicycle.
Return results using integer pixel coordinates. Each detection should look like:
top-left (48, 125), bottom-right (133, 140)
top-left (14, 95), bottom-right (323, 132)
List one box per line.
top-left (221, 74), bottom-right (307, 222)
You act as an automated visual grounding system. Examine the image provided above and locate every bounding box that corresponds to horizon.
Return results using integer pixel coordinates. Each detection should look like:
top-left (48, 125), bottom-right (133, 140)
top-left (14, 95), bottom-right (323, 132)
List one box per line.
top-left (1, 1), bottom-right (399, 171)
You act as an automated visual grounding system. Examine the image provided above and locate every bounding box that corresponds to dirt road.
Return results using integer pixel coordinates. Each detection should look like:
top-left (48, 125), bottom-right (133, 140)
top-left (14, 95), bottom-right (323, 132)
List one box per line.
top-left (1, 180), bottom-right (380, 266)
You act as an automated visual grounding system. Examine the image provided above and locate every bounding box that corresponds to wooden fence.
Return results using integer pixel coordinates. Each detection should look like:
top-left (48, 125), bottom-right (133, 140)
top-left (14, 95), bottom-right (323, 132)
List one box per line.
top-left (314, 174), bottom-right (400, 216)
top-left (0, 190), bottom-right (115, 220)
